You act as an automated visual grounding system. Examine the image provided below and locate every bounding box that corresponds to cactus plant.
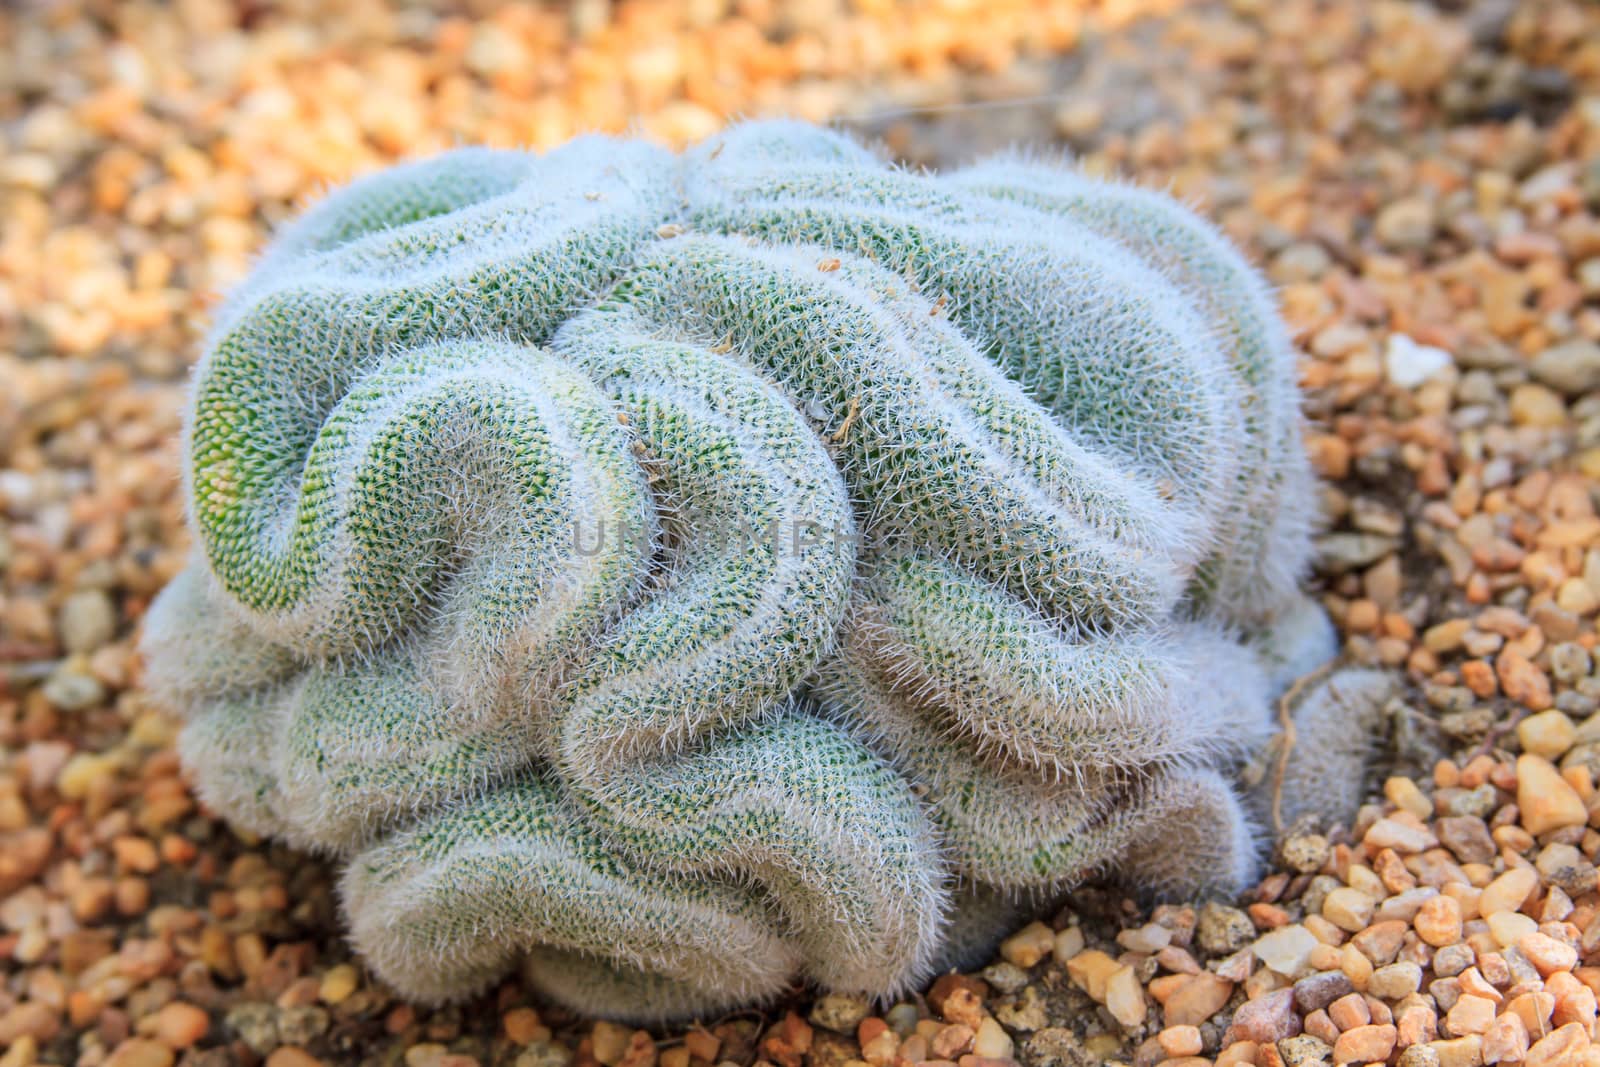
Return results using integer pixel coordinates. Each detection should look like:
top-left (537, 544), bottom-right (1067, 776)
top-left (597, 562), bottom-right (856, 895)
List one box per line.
top-left (143, 120), bottom-right (1356, 1021)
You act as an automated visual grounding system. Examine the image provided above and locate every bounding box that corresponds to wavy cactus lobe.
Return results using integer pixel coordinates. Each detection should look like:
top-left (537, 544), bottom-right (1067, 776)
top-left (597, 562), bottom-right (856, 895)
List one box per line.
top-left (143, 120), bottom-right (1346, 1020)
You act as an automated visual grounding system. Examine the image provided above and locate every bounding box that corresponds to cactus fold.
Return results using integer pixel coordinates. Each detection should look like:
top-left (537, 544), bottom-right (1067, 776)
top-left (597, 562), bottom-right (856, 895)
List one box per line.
top-left (143, 120), bottom-right (1353, 1021)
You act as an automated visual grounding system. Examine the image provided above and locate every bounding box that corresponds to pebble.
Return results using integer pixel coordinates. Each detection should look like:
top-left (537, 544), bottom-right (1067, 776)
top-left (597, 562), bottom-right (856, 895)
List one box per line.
top-left (1368, 962), bottom-right (1423, 1000)
top-left (58, 588), bottom-right (116, 652)
top-left (1254, 924), bottom-right (1319, 979)
top-left (41, 663), bottom-right (107, 711)
top-left (276, 1006), bottom-right (329, 1047)
top-left (1500, 651), bottom-right (1555, 711)
top-left (1487, 909), bottom-right (1539, 948)
top-left (0, 1003), bottom-right (60, 1045)
top-left (1428, 1036), bottom-right (1483, 1067)
top-left (503, 1008), bottom-right (545, 1045)
top-left (1530, 339), bottom-right (1600, 397)
top-left (1518, 932), bottom-right (1578, 975)
top-left (1385, 777), bottom-right (1432, 820)
top-left (810, 995), bottom-right (871, 1035)
top-left (1519, 711), bottom-right (1578, 760)
top-left (226, 1003), bottom-right (279, 1056)
top-left (980, 961), bottom-right (1029, 996)
top-left (1386, 334), bottom-right (1454, 388)
top-left (1481, 1012), bottom-right (1529, 1063)
top-left (1157, 1026), bottom-right (1201, 1058)
top-left (1116, 922), bottom-right (1171, 954)
top-left (0, 1036), bottom-right (37, 1067)
top-left (1196, 903), bottom-right (1256, 954)
top-left (1509, 383), bottom-right (1569, 429)
top-left (1294, 971), bottom-right (1355, 1014)
top-left (1278, 1035), bottom-right (1333, 1067)
top-left (1328, 992), bottom-right (1370, 1030)
top-left (319, 964), bottom-right (359, 1004)
top-left (1414, 895), bottom-right (1464, 947)
top-left (1375, 197), bottom-right (1437, 250)
top-left (1224, 989), bottom-right (1299, 1045)
top-left (1104, 966), bottom-right (1147, 1028)
top-left (1334, 1023), bottom-right (1396, 1065)
top-left (1322, 887), bottom-right (1377, 932)
top-left (972, 1018), bottom-right (1012, 1060)
top-left (151, 1002), bottom-right (209, 1049)
top-left (998, 922), bottom-right (1054, 969)
top-left (1397, 1046), bottom-right (1440, 1067)
top-left (105, 1039), bottom-right (174, 1067)
top-left (1550, 644), bottom-right (1593, 684)
top-left (1051, 925), bottom-right (1085, 963)
top-left (1516, 755), bottom-right (1587, 835)
top-left (1437, 816), bottom-right (1496, 864)
top-left (591, 1023), bottom-right (633, 1066)
top-left (1316, 533), bottom-right (1401, 574)
top-left (1364, 817), bottom-right (1439, 853)
top-left (1536, 843), bottom-right (1597, 897)
top-left (1162, 973), bottom-right (1235, 1027)
top-left (1446, 993), bottom-right (1497, 1036)
top-left (1281, 832), bottom-right (1331, 874)
top-left (1065, 949), bottom-right (1120, 1001)
top-left (1271, 242), bottom-right (1332, 284)
top-left (1525, 1023), bottom-right (1590, 1067)
top-left (400, 1048), bottom-right (469, 1067)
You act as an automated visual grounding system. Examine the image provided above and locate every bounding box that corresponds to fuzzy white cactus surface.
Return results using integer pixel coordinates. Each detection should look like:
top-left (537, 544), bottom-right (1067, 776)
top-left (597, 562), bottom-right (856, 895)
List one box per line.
top-left (143, 121), bottom-right (1349, 1020)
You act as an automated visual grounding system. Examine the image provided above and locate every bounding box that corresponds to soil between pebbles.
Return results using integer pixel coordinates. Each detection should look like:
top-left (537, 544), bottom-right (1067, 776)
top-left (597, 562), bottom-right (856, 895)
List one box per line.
top-left (4, 1), bottom-right (1600, 1065)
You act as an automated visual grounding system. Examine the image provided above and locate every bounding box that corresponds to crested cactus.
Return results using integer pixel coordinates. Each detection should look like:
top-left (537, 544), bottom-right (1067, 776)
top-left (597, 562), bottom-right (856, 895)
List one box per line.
top-left (143, 120), bottom-right (1358, 1021)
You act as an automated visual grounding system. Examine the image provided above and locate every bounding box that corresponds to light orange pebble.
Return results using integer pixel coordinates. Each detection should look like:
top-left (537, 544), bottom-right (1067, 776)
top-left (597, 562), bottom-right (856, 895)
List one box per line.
top-left (1341, 943), bottom-right (1374, 990)
top-left (1482, 1012), bottom-right (1529, 1063)
top-left (1457, 968), bottom-right (1503, 1004)
top-left (1447, 994), bottom-right (1498, 1036)
top-left (1157, 1026), bottom-right (1202, 1058)
top-left (503, 1008), bottom-right (545, 1046)
top-left (1215, 1041), bottom-right (1258, 1067)
top-left (151, 1001), bottom-right (209, 1049)
top-left (1305, 1008), bottom-right (1339, 1045)
top-left (1548, 971), bottom-right (1599, 1030)
top-left (1415, 895), bottom-right (1464, 947)
top-left (1329, 992), bottom-right (1371, 1030)
top-left (1524, 1022), bottom-right (1591, 1067)
top-left (1460, 659), bottom-right (1498, 697)
top-left (1397, 1003), bottom-right (1437, 1047)
top-left (1308, 944), bottom-right (1344, 971)
top-left (1576, 969), bottom-right (1600, 997)
top-left (1334, 1023), bottom-right (1397, 1064)
top-left (1435, 761), bottom-right (1462, 789)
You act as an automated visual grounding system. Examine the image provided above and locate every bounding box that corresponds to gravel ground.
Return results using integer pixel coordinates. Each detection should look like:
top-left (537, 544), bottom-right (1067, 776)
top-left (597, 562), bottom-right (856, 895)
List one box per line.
top-left (4, 0), bottom-right (1600, 1065)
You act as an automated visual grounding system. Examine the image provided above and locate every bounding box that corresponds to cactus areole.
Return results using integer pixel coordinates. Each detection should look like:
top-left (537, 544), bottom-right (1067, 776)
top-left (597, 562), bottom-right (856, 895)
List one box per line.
top-left (143, 121), bottom-right (1344, 1020)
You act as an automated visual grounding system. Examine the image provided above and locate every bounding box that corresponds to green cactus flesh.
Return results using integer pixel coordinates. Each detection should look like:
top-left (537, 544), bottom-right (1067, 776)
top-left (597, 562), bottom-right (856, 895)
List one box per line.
top-left (142, 121), bottom-right (1355, 1020)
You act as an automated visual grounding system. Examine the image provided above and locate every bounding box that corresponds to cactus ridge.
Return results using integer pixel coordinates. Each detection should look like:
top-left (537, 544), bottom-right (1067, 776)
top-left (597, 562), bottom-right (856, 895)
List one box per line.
top-left (826, 551), bottom-right (1271, 778)
top-left (949, 158), bottom-right (1316, 623)
top-left (812, 555), bottom-right (1271, 893)
top-left (345, 771), bottom-right (804, 1009)
top-left (143, 121), bottom-right (1353, 1020)
top-left (683, 133), bottom-right (1240, 543)
top-left (593, 234), bottom-right (1197, 633)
